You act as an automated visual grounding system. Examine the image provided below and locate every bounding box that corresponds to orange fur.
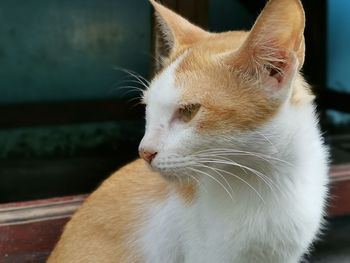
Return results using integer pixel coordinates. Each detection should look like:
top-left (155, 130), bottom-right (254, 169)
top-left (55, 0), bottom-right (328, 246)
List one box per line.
top-left (48, 160), bottom-right (163, 262)
top-left (169, 0), bottom-right (310, 133)
top-left (48, 160), bottom-right (196, 262)
top-left (49, 1), bottom-right (313, 261)
top-left (176, 182), bottom-right (197, 203)
top-left (175, 32), bottom-right (280, 133)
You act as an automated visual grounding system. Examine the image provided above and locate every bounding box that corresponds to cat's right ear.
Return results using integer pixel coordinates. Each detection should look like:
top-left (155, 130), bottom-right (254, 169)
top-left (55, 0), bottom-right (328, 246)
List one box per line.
top-left (224, 0), bottom-right (305, 101)
top-left (150, 0), bottom-right (209, 59)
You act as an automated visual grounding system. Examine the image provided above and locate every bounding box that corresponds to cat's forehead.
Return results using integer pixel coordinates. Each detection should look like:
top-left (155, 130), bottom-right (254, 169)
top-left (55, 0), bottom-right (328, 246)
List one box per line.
top-left (193, 31), bottom-right (249, 55)
top-left (169, 31), bottom-right (249, 63)
top-left (145, 31), bottom-right (249, 104)
top-left (145, 55), bottom-right (185, 107)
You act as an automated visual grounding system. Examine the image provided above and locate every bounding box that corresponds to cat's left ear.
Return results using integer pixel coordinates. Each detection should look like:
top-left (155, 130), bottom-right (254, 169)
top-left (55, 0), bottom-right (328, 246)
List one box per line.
top-left (150, 0), bottom-right (209, 56)
top-left (226, 0), bottom-right (305, 98)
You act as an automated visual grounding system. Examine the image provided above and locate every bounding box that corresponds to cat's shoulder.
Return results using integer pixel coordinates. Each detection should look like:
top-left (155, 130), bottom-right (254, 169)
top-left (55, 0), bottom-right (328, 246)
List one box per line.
top-left (90, 159), bottom-right (170, 206)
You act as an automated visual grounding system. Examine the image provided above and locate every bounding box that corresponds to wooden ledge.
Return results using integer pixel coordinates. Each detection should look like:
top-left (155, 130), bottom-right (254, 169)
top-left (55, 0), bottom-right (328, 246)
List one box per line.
top-left (0, 166), bottom-right (349, 262)
top-left (330, 164), bottom-right (350, 182)
top-left (328, 165), bottom-right (350, 217)
top-left (0, 195), bottom-right (86, 262)
top-left (0, 166), bottom-right (349, 223)
top-left (0, 195), bottom-right (86, 227)
top-left (0, 166), bottom-right (349, 225)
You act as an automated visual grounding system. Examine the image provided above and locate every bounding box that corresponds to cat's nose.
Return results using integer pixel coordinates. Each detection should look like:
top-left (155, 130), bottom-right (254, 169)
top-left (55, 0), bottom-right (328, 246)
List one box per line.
top-left (139, 148), bottom-right (158, 163)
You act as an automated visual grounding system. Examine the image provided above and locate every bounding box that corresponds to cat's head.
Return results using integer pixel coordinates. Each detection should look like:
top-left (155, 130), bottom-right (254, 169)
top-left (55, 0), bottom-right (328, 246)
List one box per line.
top-left (139, 0), bottom-right (313, 179)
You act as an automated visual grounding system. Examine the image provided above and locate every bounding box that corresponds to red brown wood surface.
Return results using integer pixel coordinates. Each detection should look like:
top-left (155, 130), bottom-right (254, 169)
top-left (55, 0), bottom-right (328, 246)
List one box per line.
top-left (328, 165), bottom-right (350, 217)
top-left (0, 195), bottom-right (84, 210)
top-left (0, 166), bottom-right (349, 262)
top-left (0, 195), bottom-right (85, 263)
top-left (0, 218), bottom-right (68, 263)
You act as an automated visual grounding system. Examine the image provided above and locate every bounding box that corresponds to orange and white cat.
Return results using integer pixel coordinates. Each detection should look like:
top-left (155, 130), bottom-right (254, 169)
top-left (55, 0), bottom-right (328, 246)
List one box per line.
top-left (48, 0), bottom-right (329, 262)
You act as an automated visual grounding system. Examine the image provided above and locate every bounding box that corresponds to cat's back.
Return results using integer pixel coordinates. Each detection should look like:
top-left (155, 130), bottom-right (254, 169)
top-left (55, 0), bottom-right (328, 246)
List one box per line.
top-left (48, 159), bottom-right (169, 263)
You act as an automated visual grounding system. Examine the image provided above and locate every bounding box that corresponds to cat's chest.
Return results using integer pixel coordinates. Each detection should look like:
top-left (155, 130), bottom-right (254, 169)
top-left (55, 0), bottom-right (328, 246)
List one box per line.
top-left (181, 199), bottom-right (268, 262)
top-left (138, 193), bottom-right (273, 263)
top-left (181, 212), bottom-right (240, 263)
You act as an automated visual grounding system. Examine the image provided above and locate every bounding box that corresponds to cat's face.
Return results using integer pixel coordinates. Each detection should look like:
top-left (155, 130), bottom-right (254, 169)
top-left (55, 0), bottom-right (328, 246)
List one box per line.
top-left (139, 0), bottom-right (312, 179)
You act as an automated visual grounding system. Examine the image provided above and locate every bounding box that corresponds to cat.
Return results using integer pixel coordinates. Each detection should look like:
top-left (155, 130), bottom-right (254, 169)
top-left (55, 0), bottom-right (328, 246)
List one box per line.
top-left (48, 0), bottom-right (329, 262)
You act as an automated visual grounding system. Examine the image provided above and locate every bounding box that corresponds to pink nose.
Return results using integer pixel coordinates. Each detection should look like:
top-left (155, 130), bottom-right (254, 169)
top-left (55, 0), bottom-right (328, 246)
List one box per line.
top-left (139, 149), bottom-right (158, 163)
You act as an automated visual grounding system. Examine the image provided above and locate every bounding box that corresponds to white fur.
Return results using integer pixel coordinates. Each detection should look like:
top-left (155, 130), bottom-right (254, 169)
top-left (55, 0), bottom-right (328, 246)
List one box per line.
top-left (137, 57), bottom-right (329, 263)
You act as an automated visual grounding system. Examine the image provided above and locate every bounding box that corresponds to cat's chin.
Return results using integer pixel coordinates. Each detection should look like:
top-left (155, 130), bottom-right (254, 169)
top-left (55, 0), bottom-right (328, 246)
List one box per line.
top-left (148, 155), bottom-right (198, 182)
top-left (156, 169), bottom-right (194, 184)
top-left (154, 168), bottom-right (182, 180)
top-left (161, 173), bottom-right (183, 182)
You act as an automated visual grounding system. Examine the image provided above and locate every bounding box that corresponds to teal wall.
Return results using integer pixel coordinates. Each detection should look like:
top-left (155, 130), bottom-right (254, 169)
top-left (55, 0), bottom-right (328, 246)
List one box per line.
top-left (0, 0), bottom-right (257, 202)
top-left (0, 0), bottom-right (150, 104)
top-left (0, 0), bottom-right (256, 159)
top-left (0, 0), bottom-right (150, 160)
top-left (326, 0), bottom-right (350, 125)
top-left (327, 0), bottom-right (350, 93)
top-left (209, 0), bottom-right (254, 32)
top-left (0, 0), bottom-right (150, 201)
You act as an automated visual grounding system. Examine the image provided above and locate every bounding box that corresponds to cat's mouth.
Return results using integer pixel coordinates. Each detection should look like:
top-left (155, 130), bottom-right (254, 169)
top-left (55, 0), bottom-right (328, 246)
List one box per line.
top-left (151, 155), bottom-right (197, 179)
top-left (154, 155), bottom-right (195, 167)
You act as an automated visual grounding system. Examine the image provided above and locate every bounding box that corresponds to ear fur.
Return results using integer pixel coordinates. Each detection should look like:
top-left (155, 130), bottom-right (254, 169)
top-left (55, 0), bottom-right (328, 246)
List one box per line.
top-left (150, 0), bottom-right (209, 56)
top-left (226, 0), bottom-right (305, 92)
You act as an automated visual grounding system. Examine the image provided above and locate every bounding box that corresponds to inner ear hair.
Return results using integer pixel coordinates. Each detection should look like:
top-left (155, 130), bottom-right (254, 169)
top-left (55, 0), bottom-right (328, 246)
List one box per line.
top-left (150, 0), bottom-right (210, 72)
top-left (235, 45), bottom-right (294, 86)
top-left (259, 49), bottom-right (291, 84)
top-left (264, 63), bottom-right (284, 83)
top-left (154, 22), bottom-right (172, 72)
top-left (228, 0), bottom-right (305, 85)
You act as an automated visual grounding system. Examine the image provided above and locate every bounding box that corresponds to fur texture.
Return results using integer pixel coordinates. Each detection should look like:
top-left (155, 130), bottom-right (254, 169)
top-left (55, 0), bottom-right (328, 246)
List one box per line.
top-left (48, 0), bottom-right (329, 262)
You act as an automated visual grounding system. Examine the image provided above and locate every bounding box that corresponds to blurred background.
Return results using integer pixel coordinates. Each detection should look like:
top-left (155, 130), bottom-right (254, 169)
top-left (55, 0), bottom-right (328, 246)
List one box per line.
top-left (0, 0), bottom-right (349, 262)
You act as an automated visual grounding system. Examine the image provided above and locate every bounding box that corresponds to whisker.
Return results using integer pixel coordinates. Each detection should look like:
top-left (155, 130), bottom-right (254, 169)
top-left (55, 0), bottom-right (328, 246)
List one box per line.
top-left (188, 167), bottom-right (234, 201)
top-left (253, 131), bottom-right (277, 150)
top-left (183, 171), bottom-right (208, 194)
top-left (193, 162), bottom-right (265, 203)
top-left (126, 96), bottom-right (144, 109)
top-left (116, 86), bottom-right (144, 97)
top-left (121, 69), bottom-right (150, 87)
top-left (192, 148), bottom-right (293, 166)
top-left (195, 163), bottom-right (234, 198)
top-left (189, 174), bottom-right (200, 185)
top-left (113, 67), bottom-right (150, 89)
top-left (193, 157), bottom-right (278, 198)
top-left (119, 79), bottom-right (148, 89)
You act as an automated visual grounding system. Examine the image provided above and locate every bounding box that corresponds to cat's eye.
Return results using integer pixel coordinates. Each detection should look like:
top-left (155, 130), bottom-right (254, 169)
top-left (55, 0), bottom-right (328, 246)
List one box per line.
top-left (177, 103), bottom-right (201, 123)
